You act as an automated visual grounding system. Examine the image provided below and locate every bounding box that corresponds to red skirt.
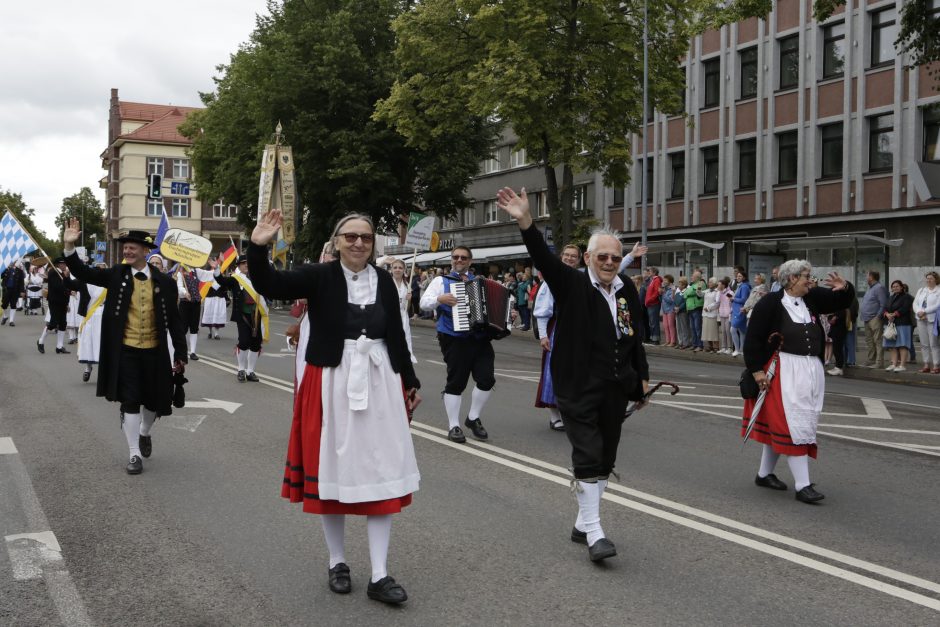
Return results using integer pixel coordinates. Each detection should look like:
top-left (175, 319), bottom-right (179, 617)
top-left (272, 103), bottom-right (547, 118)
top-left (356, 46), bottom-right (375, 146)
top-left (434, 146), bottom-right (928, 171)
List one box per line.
top-left (741, 359), bottom-right (817, 458)
top-left (281, 364), bottom-right (413, 515)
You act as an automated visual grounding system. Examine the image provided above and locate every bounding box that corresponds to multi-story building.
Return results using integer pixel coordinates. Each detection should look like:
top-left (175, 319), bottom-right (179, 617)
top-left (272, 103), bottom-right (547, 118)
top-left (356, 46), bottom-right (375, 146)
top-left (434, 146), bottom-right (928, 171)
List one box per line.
top-left (100, 88), bottom-right (242, 263)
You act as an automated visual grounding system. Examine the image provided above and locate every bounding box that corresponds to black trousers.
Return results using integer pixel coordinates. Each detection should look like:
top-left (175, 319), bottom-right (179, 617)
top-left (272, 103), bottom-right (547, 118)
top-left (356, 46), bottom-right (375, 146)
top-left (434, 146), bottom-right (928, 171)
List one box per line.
top-left (236, 314), bottom-right (262, 352)
top-left (1, 287), bottom-right (17, 309)
top-left (46, 302), bottom-right (67, 331)
top-left (118, 346), bottom-right (163, 413)
top-left (179, 300), bottom-right (201, 334)
top-left (829, 319), bottom-right (847, 368)
top-left (438, 332), bottom-right (495, 394)
top-left (556, 377), bottom-right (629, 480)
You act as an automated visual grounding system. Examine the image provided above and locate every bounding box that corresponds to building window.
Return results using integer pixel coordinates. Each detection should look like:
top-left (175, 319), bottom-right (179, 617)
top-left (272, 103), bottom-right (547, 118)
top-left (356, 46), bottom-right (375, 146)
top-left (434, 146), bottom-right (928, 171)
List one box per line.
top-left (147, 157), bottom-right (163, 176)
top-left (534, 192), bottom-right (551, 218)
top-left (868, 113), bottom-right (895, 172)
top-left (172, 159), bottom-right (190, 179)
top-left (146, 198), bottom-right (163, 217)
top-left (484, 200), bottom-right (498, 223)
top-left (702, 146), bottom-right (719, 195)
top-left (738, 139), bottom-right (757, 190)
top-left (639, 158), bottom-right (654, 201)
top-left (870, 7), bottom-right (898, 67)
top-left (670, 152), bottom-right (685, 199)
top-left (779, 35), bottom-right (800, 90)
top-left (739, 47), bottom-right (758, 99)
top-left (171, 198), bottom-right (190, 218)
top-left (509, 148), bottom-right (527, 168)
top-left (924, 106), bottom-right (940, 163)
top-left (573, 186), bottom-right (588, 213)
top-left (820, 123), bottom-right (844, 178)
top-left (212, 202), bottom-right (237, 219)
top-left (612, 187), bottom-right (624, 206)
top-left (822, 22), bottom-right (846, 78)
top-left (778, 131), bottom-right (799, 184)
top-left (702, 58), bottom-right (721, 108)
top-left (386, 234), bottom-right (400, 247)
top-left (482, 156), bottom-right (500, 174)
top-left (463, 206), bottom-right (476, 227)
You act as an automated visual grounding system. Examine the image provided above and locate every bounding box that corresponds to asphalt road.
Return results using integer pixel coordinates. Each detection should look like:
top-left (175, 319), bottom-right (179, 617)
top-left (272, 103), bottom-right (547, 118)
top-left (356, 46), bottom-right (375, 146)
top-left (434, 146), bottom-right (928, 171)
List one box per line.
top-left (1, 310), bottom-right (938, 626)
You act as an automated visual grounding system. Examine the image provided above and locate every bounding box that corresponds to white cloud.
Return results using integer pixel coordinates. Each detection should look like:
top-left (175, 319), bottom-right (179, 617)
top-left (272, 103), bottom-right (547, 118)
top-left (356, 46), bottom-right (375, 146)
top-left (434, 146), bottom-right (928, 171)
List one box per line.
top-left (0, 0), bottom-right (266, 235)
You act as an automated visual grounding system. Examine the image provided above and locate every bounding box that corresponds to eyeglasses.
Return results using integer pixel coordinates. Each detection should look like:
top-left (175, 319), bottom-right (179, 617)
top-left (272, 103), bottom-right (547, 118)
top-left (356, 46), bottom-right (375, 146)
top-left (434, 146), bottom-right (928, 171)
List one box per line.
top-left (594, 254), bottom-right (623, 264)
top-left (451, 255), bottom-right (469, 261)
top-left (338, 232), bottom-right (374, 244)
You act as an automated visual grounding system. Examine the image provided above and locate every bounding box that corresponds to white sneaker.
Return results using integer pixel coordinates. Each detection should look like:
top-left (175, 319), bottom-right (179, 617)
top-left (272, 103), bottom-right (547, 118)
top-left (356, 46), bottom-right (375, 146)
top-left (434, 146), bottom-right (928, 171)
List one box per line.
top-left (732, 351), bottom-right (740, 357)
top-left (885, 365), bottom-right (896, 372)
top-left (826, 367), bottom-right (843, 376)
top-left (894, 366), bottom-right (906, 372)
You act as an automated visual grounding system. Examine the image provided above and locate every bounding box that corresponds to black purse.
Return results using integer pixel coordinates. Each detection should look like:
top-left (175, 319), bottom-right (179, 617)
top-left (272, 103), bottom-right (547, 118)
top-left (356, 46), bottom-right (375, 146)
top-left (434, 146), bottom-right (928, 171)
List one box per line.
top-left (739, 368), bottom-right (759, 400)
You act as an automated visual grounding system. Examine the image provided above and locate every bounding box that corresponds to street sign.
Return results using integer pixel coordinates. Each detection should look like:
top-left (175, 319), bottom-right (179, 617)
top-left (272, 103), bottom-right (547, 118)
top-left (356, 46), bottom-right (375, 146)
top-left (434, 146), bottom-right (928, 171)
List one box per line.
top-left (544, 225), bottom-right (553, 243)
top-left (94, 254), bottom-right (104, 264)
top-left (170, 181), bottom-right (190, 196)
top-left (95, 241), bottom-right (106, 252)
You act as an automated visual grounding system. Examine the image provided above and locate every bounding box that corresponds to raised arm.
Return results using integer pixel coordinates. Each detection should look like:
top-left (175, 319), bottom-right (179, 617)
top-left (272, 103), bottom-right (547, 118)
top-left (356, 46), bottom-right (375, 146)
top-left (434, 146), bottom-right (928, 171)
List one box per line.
top-left (246, 209), bottom-right (314, 300)
top-left (62, 218), bottom-right (110, 286)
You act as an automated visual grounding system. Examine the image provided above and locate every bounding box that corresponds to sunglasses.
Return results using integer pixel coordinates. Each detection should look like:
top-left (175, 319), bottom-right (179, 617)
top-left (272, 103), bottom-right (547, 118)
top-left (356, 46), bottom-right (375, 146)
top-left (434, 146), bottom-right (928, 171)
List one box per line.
top-left (451, 255), bottom-right (470, 261)
top-left (594, 253), bottom-right (623, 264)
top-left (338, 232), bottom-right (374, 244)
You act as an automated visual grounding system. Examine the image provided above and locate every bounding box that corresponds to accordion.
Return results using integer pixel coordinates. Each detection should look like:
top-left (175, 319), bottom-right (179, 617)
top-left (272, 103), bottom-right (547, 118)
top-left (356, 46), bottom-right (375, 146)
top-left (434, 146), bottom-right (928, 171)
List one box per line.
top-left (449, 277), bottom-right (513, 339)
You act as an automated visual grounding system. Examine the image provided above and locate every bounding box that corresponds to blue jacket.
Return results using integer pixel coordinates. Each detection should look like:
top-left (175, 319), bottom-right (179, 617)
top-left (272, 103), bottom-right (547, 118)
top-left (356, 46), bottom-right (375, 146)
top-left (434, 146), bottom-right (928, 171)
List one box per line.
top-left (731, 281), bottom-right (752, 329)
top-left (661, 285), bottom-right (676, 314)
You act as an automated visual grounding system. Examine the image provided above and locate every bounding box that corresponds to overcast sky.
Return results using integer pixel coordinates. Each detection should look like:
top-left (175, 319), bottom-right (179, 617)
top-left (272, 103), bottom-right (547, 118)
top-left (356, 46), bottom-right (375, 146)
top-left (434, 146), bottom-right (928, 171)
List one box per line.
top-left (0, 0), bottom-right (269, 236)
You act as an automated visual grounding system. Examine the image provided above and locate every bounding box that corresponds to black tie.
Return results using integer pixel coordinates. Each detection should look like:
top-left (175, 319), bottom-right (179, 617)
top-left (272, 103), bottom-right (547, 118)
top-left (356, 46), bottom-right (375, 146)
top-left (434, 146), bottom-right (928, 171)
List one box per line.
top-left (134, 272), bottom-right (147, 281)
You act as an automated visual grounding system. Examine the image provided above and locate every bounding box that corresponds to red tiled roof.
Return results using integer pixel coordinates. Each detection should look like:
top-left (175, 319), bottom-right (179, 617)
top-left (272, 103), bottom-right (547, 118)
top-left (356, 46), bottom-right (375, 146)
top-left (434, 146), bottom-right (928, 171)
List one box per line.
top-left (119, 101), bottom-right (202, 145)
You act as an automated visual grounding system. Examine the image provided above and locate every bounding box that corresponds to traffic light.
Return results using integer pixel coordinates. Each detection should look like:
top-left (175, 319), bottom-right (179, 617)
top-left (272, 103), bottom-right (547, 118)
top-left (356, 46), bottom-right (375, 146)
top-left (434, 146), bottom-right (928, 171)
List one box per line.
top-left (148, 174), bottom-right (162, 199)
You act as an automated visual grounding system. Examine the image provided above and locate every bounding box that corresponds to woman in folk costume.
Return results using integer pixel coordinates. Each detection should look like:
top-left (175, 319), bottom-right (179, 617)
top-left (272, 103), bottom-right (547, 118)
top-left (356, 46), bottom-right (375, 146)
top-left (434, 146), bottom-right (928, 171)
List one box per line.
top-left (25, 265), bottom-right (44, 315)
top-left (78, 263), bottom-right (108, 382)
top-left (215, 257), bottom-right (269, 382)
top-left (742, 259), bottom-right (853, 504)
top-left (249, 210), bottom-right (421, 605)
top-left (200, 258), bottom-right (229, 340)
top-left (387, 258), bottom-right (417, 363)
top-left (66, 280), bottom-right (82, 344)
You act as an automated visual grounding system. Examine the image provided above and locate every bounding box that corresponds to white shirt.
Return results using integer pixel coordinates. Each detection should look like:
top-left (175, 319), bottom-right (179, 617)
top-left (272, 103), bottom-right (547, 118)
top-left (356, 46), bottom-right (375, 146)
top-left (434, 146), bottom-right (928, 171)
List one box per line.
top-left (420, 274), bottom-right (464, 311)
top-left (781, 291), bottom-right (812, 324)
top-left (533, 281), bottom-right (555, 337)
top-left (176, 267), bottom-right (218, 298)
top-left (341, 262), bottom-right (377, 305)
top-left (914, 286), bottom-right (940, 323)
top-left (588, 267), bottom-right (625, 338)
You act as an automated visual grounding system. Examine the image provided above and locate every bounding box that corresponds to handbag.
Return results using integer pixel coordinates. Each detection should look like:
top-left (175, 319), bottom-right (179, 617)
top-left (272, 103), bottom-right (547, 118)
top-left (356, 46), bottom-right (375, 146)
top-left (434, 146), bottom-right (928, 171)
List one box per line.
top-left (883, 320), bottom-right (898, 340)
top-left (739, 368), bottom-right (760, 400)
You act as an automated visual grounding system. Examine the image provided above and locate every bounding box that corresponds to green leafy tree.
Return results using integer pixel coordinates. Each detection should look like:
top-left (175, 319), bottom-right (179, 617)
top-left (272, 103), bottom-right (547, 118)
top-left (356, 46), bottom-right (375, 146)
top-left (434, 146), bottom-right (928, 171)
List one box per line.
top-left (55, 187), bottom-right (105, 251)
top-left (180, 0), bottom-right (496, 260)
top-left (376, 0), bottom-right (778, 245)
top-left (0, 187), bottom-right (60, 258)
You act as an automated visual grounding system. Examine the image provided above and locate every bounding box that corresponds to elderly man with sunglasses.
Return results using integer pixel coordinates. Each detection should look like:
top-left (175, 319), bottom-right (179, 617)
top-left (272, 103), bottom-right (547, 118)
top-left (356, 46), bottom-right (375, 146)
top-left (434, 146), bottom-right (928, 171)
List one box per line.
top-left (420, 245), bottom-right (499, 443)
top-left (497, 187), bottom-right (650, 563)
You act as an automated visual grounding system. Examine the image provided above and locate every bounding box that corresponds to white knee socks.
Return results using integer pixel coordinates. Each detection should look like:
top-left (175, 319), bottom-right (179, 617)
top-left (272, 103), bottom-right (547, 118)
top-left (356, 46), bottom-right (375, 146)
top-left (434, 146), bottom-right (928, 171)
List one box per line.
top-left (575, 480), bottom-right (605, 547)
top-left (787, 455), bottom-right (811, 491)
top-left (236, 349), bottom-right (248, 371)
top-left (367, 514), bottom-right (392, 583)
top-left (39, 328), bottom-right (48, 343)
top-left (56, 330), bottom-right (65, 349)
top-left (68, 328), bottom-right (77, 341)
top-left (6, 309), bottom-right (14, 323)
top-left (140, 408), bottom-right (157, 437)
top-left (549, 408), bottom-right (563, 425)
top-left (758, 444), bottom-right (780, 478)
top-left (247, 350), bottom-right (259, 374)
top-left (123, 413), bottom-right (142, 459)
top-left (187, 333), bottom-right (197, 355)
top-left (321, 514), bottom-right (346, 568)
top-left (443, 393), bottom-right (462, 430)
top-left (468, 387), bottom-right (491, 421)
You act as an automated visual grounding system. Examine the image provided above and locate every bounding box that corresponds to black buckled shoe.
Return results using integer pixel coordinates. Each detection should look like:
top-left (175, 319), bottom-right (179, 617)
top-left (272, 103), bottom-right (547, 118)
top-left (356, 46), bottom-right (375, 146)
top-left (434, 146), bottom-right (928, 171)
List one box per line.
top-left (464, 417), bottom-right (488, 441)
top-left (570, 527), bottom-right (587, 545)
top-left (755, 473), bottom-right (788, 491)
top-left (189, 353), bottom-right (199, 361)
top-left (82, 370), bottom-right (91, 382)
top-left (447, 426), bottom-right (466, 443)
top-left (795, 484), bottom-right (825, 504)
top-left (588, 537), bottom-right (617, 562)
top-left (237, 370), bottom-right (246, 382)
top-left (37, 340), bottom-right (45, 354)
top-left (56, 347), bottom-right (70, 354)
top-left (328, 563), bottom-right (351, 594)
top-left (366, 576), bottom-right (407, 604)
top-left (245, 372), bottom-right (260, 382)
top-left (7, 322), bottom-right (13, 327)
top-left (139, 435), bottom-right (152, 458)
top-left (126, 456), bottom-right (143, 475)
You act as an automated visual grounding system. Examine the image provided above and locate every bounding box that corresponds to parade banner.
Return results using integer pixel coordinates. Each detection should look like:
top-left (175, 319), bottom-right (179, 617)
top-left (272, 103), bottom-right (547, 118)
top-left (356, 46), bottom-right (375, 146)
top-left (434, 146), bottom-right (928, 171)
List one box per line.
top-left (160, 228), bottom-right (213, 267)
top-left (257, 123), bottom-right (296, 245)
top-left (404, 212), bottom-right (435, 250)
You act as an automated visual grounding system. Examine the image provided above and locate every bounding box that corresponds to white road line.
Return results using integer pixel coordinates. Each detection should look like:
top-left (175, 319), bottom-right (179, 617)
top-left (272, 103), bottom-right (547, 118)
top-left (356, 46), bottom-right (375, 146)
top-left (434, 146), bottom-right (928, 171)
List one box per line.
top-left (816, 424), bottom-right (940, 436)
top-left (408, 423), bottom-right (940, 610)
top-left (162, 415), bottom-right (207, 432)
top-left (5, 531), bottom-right (62, 580)
top-left (195, 355), bottom-right (294, 393)
top-left (0, 436), bottom-right (17, 454)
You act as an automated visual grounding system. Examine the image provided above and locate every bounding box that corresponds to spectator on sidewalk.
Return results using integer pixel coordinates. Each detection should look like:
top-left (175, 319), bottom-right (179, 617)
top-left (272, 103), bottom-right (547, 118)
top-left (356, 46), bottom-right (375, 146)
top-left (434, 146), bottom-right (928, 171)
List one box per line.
top-left (845, 293), bottom-right (859, 367)
top-left (684, 271), bottom-right (706, 351)
top-left (883, 279), bottom-right (914, 372)
top-left (644, 267), bottom-right (662, 345)
top-left (769, 266), bottom-right (782, 293)
top-left (730, 269), bottom-right (751, 357)
top-left (515, 271), bottom-right (532, 331)
top-left (661, 274), bottom-right (677, 347)
top-left (702, 277), bottom-right (720, 352)
top-left (913, 271), bottom-right (940, 374)
top-left (860, 270), bottom-right (888, 368)
top-left (826, 305), bottom-right (849, 376)
top-left (675, 277), bottom-right (691, 349)
top-left (717, 277), bottom-right (733, 354)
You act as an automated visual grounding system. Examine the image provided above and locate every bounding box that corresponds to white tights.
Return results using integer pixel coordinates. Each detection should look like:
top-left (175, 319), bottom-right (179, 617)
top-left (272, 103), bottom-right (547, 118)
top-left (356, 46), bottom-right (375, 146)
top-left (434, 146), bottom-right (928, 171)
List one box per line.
top-left (321, 514), bottom-right (393, 583)
top-left (757, 444), bottom-right (811, 491)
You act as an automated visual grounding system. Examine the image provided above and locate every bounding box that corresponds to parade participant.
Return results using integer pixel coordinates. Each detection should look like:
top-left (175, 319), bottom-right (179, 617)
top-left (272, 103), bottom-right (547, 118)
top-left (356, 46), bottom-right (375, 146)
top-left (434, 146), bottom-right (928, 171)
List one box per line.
top-left (78, 264), bottom-right (108, 382)
top-left (497, 187), bottom-right (650, 563)
top-left (249, 209), bottom-right (421, 605)
top-left (420, 245), bottom-right (497, 443)
top-left (37, 258), bottom-right (76, 354)
top-left (215, 256), bottom-right (267, 382)
top-left (25, 265), bottom-right (44, 316)
top-left (743, 259), bottom-right (853, 503)
top-left (176, 262), bottom-right (220, 360)
top-left (66, 279), bottom-right (81, 344)
top-left (388, 258), bottom-right (417, 363)
top-left (201, 259), bottom-right (229, 340)
top-left (61, 220), bottom-right (187, 474)
top-left (1, 261), bottom-right (26, 326)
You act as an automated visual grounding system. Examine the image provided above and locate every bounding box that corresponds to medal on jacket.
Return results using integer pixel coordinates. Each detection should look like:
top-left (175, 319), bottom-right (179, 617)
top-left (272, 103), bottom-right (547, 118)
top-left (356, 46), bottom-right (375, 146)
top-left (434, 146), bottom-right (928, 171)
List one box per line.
top-left (617, 297), bottom-right (633, 337)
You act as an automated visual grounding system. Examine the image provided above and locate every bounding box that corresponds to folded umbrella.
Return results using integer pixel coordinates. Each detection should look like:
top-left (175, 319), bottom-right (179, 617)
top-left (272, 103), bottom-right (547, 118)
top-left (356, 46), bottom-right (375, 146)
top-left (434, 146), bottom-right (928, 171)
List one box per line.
top-left (623, 381), bottom-right (680, 421)
top-left (742, 332), bottom-right (784, 447)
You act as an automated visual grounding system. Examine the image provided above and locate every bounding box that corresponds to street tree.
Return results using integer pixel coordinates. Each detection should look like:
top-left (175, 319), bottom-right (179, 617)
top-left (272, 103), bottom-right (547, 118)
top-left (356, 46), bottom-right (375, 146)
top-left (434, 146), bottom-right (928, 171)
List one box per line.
top-left (376, 0), bottom-right (781, 245)
top-left (0, 187), bottom-right (60, 258)
top-left (54, 187), bottom-right (105, 251)
top-left (180, 0), bottom-right (496, 260)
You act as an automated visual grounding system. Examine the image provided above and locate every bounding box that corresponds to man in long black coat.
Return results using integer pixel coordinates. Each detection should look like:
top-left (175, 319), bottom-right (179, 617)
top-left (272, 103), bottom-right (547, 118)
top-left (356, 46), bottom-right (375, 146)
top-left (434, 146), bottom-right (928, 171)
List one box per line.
top-left (63, 219), bottom-right (187, 474)
top-left (1, 261), bottom-right (26, 326)
top-left (37, 258), bottom-right (79, 354)
top-left (497, 186), bottom-right (651, 563)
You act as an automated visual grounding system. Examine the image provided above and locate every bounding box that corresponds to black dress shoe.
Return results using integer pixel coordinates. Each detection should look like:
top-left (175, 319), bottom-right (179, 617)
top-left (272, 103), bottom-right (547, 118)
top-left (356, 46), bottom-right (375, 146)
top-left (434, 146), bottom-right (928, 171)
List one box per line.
top-left (37, 340), bottom-right (45, 354)
top-left (447, 426), bottom-right (466, 443)
top-left (139, 435), bottom-right (152, 458)
top-left (588, 537), bottom-right (617, 562)
top-left (464, 417), bottom-right (488, 441)
top-left (1, 318), bottom-right (6, 325)
top-left (245, 372), bottom-right (260, 382)
top-left (366, 576), bottom-right (407, 604)
top-left (328, 563), bottom-right (351, 594)
top-left (189, 353), bottom-right (199, 361)
top-left (237, 370), bottom-right (246, 382)
top-left (82, 370), bottom-right (91, 382)
top-left (7, 322), bottom-right (13, 327)
top-left (68, 338), bottom-right (78, 344)
top-left (755, 473), bottom-right (788, 491)
top-left (570, 527), bottom-right (587, 545)
top-left (795, 484), bottom-right (825, 504)
top-left (126, 456), bottom-right (143, 475)
top-left (56, 347), bottom-right (70, 354)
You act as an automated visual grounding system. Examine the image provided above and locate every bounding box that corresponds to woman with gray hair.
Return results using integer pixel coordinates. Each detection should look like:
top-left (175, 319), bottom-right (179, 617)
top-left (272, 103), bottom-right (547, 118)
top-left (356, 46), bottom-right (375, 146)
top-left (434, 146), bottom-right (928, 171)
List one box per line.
top-left (742, 259), bottom-right (853, 504)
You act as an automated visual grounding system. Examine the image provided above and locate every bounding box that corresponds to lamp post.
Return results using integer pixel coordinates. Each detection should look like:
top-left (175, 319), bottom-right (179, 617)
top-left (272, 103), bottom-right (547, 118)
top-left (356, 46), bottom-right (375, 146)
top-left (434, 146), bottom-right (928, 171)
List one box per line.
top-left (640, 0), bottom-right (649, 273)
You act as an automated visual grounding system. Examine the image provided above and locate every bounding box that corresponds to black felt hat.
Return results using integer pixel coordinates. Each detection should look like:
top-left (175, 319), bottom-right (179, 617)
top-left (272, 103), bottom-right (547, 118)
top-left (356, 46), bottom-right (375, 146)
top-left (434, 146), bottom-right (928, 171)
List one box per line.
top-left (236, 254), bottom-right (248, 264)
top-left (117, 230), bottom-right (158, 249)
top-left (53, 256), bottom-right (67, 265)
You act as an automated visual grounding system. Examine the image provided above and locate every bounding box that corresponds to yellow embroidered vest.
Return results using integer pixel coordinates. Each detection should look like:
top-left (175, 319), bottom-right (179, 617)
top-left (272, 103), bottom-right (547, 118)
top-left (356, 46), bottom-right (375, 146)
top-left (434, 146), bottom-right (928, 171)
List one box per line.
top-left (123, 276), bottom-right (158, 348)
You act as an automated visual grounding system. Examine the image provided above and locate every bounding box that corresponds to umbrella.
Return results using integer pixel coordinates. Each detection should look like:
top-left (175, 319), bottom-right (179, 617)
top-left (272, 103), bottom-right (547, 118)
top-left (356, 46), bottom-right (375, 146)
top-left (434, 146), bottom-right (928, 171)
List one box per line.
top-left (623, 381), bottom-right (680, 421)
top-left (742, 333), bottom-right (784, 446)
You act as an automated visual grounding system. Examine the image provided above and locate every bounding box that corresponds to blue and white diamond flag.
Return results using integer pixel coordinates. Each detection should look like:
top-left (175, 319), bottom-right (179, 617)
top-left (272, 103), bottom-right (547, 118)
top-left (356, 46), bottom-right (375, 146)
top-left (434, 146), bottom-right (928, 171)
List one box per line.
top-left (0, 211), bottom-right (40, 274)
